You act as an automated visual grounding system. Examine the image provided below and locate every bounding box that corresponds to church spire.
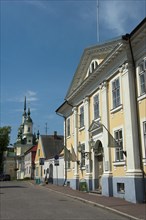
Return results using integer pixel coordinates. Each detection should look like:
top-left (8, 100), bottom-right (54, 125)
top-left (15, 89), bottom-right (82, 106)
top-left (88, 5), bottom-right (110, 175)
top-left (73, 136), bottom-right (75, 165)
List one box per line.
top-left (24, 96), bottom-right (26, 112)
top-left (28, 107), bottom-right (30, 116)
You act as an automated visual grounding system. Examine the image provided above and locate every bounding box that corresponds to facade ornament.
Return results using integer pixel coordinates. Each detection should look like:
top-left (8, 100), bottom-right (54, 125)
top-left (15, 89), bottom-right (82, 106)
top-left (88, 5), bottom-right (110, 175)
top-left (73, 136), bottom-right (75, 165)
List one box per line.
top-left (100, 81), bottom-right (107, 90)
top-left (83, 96), bottom-right (89, 104)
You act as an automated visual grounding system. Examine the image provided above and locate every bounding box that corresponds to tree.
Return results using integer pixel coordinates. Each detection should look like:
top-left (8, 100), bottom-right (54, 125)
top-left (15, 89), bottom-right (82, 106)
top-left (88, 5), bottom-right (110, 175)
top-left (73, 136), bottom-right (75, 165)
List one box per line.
top-left (0, 126), bottom-right (11, 172)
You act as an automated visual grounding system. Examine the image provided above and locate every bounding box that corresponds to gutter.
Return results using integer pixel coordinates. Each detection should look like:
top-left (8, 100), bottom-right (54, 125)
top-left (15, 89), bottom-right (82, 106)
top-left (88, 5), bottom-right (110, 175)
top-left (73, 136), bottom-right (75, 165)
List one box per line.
top-left (56, 111), bottom-right (67, 186)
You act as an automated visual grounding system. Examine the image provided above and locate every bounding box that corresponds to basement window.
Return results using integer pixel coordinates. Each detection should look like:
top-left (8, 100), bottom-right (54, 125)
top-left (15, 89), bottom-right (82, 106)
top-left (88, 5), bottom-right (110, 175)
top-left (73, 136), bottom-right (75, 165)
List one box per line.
top-left (117, 183), bottom-right (125, 193)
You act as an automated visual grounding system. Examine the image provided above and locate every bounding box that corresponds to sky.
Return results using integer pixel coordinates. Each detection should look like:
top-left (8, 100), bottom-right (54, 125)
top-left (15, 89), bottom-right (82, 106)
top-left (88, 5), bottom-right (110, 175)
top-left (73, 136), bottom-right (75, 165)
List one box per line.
top-left (0, 0), bottom-right (146, 144)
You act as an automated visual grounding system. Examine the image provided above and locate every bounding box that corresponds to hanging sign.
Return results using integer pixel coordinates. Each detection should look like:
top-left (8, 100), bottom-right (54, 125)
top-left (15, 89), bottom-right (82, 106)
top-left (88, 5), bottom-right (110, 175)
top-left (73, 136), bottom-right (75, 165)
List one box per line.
top-left (39, 158), bottom-right (45, 165)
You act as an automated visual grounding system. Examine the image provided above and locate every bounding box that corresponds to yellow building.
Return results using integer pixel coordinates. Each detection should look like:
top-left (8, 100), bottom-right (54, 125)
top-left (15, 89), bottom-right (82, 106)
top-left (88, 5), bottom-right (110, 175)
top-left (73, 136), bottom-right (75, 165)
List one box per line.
top-left (56, 18), bottom-right (146, 203)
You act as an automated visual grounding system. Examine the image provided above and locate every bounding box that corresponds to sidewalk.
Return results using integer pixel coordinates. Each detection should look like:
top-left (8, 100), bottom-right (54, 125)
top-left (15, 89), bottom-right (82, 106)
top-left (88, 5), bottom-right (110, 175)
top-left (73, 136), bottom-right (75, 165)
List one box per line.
top-left (30, 181), bottom-right (146, 220)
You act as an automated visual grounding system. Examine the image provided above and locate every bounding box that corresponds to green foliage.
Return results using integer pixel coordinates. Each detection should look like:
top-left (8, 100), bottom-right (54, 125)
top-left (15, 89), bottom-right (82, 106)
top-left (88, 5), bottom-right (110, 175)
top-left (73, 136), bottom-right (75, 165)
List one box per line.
top-left (0, 126), bottom-right (11, 172)
top-left (0, 126), bottom-right (11, 151)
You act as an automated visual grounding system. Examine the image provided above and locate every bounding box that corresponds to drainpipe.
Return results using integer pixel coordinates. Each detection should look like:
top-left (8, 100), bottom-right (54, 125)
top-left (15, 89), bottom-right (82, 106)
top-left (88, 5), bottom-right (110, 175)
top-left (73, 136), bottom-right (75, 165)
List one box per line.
top-left (122, 34), bottom-right (146, 202)
top-left (56, 111), bottom-right (67, 186)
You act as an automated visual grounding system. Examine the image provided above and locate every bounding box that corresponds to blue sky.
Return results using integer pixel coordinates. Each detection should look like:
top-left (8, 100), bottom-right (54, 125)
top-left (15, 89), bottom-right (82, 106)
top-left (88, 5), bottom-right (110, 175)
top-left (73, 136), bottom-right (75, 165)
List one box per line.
top-left (1, 0), bottom-right (145, 144)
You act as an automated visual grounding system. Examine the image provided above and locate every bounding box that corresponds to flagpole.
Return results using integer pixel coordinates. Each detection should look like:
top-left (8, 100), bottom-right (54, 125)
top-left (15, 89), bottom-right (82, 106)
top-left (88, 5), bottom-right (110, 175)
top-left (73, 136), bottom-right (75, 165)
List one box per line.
top-left (97, 0), bottom-right (100, 43)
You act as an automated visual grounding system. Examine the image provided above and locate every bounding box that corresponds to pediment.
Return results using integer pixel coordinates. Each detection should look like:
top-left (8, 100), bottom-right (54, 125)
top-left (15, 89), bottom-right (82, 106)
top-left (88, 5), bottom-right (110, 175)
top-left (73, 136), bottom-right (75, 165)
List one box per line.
top-left (88, 120), bottom-right (103, 133)
top-left (65, 38), bottom-right (122, 100)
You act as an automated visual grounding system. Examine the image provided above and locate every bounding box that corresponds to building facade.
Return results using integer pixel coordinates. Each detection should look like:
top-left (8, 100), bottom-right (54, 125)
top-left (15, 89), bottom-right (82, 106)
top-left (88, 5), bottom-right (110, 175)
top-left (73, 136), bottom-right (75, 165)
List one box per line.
top-left (24, 145), bottom-right (37, 179)
top-left (34, 132), bottom-right (64, 185)
top-left (56, 19), bottom-right (146, 203)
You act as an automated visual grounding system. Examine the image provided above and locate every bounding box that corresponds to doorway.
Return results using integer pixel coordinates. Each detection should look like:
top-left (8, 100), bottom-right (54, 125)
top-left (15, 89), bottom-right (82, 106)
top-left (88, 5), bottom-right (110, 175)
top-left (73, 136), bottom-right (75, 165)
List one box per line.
top-left (94, 140), bottom-right (103, 192)
top-left (48, 164), bottom-right (53, 183)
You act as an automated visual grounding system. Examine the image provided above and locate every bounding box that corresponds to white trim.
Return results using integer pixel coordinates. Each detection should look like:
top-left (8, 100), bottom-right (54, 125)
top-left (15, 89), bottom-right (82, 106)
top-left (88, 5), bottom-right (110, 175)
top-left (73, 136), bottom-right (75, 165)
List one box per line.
top-left (113, 161), bottom-right (126, 166)
top-left (137, 93), bottom-right (146, 102)
top-left (92, 90), bottom-right (101, 121)
top-left (110, 104), bottom-right (123, 114)
top-left (110, 73), bottom-right (123, 111)
top-left (136, 57), bottom-right (146, 97)
top-left (140, 118), bottom-right (146, 158)
top-left (112, 125), bottom-right (125, 162)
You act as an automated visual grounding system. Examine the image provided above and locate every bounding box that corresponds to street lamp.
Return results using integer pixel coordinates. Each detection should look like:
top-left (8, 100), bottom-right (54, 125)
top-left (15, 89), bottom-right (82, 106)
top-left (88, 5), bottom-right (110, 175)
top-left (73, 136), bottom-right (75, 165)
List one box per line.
top-left (77, 142), bottom-right (91, 159)
top-left (88, 138), bottom-right (95, 150)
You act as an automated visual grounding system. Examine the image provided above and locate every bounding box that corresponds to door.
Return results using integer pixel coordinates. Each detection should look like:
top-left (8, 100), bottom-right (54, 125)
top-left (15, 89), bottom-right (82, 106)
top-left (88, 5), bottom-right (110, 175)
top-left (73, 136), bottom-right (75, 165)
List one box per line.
top-left (94, 140), bottom-right (103, 191)
top-left (48, 164), bottom-right (53, 183)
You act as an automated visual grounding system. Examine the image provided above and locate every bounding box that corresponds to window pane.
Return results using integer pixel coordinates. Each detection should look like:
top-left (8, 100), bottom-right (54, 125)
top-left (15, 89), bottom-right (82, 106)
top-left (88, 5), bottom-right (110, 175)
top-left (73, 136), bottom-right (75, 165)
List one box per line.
top-left (114, 129), bottom-right (123, 161)
top-left (80, 106), bottom-right (84, 127)
top-left (140, 73), bottom-right (146, 94)
top-left (94, 95), bottom-right (99, 119)
top-left (112, 78), bottom-right (120, 108)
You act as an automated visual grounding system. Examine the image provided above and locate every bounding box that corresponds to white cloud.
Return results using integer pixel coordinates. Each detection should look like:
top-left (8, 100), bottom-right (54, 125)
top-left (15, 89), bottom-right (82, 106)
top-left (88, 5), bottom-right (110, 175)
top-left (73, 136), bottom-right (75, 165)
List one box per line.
top-left (24, 0), bottom-right (55, 15)
top-left (100, 0), bottom-right (145, 35)
top-left (25, 90), bottom-right (38, 102)
top-left (7, 90), bottom-right (38, 103)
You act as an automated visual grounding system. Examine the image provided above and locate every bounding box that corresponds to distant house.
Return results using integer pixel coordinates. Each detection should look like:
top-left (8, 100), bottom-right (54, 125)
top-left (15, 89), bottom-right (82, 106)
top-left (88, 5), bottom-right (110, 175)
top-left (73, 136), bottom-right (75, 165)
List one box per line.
top-left (24, 145), bottom-right (37, 179)
top-left (34, 132), bottom-right (64, 185)
top-left (3, 146), bottom-right (16, 179)
top-left (44, 148), bottom-right (64, 185)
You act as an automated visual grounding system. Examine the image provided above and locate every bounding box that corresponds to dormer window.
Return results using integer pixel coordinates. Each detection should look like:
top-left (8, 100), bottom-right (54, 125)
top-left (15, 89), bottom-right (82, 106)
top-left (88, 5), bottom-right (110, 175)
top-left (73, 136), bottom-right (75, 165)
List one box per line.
top-left (86, 59), bottom-right (99, 77)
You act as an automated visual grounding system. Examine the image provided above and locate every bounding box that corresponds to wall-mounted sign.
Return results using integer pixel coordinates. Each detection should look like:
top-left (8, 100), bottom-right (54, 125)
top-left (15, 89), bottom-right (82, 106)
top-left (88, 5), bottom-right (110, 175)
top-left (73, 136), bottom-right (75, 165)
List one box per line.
top-left (54, 159), bottom-right (59, 166)
top-left (39, 158), bottom-right (45, 165)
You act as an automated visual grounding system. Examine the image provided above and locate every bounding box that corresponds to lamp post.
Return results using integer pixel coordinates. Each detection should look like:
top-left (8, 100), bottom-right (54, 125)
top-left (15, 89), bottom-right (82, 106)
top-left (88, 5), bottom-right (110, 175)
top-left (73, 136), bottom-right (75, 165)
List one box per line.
top-left (89, 138), bottom-right (95, 150)
top-left (77, 142), bottom-right (91, 159)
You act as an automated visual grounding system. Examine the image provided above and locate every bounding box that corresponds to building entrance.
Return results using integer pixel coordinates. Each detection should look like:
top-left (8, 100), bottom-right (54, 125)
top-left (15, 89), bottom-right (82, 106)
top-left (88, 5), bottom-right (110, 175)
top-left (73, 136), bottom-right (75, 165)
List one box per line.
top-left (94, 140), bottom-right (103, 192)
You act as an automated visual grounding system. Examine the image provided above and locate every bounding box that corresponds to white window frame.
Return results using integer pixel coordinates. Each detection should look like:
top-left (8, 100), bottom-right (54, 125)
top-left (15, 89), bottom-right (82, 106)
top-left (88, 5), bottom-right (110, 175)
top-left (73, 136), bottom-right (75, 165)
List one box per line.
top-left (86, 59), bottom-right (99, 78)
top-left (66, 117), bottom-right (71, 137)
top-left (79, 105), bottom-right (84, 128)
top-left (137, 58), bottom-right (146, 99)
top-left (112, 77), bottom-right (121, 109)
top-left (143, 121), bottom-right (146, 158)
top-left (93, 93), bottom-right (100, 120)
top-left (110, 73), bottom-right (123, 112)
top-left (114, 129), bottom-right (124, 162)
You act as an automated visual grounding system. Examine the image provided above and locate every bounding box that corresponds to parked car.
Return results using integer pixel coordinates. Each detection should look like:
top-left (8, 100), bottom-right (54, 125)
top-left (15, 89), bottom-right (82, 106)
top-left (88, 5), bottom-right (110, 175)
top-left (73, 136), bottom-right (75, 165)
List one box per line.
top-left (0, 174), bottom-right (11, 181)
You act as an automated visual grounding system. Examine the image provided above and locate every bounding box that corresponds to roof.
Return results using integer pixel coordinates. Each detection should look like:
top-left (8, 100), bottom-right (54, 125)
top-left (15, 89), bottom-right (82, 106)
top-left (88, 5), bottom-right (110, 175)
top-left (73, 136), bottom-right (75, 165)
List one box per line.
top-left (40, 134), bottom-right (64, 160)
top-left (24, 145), bottom-right (37, 155)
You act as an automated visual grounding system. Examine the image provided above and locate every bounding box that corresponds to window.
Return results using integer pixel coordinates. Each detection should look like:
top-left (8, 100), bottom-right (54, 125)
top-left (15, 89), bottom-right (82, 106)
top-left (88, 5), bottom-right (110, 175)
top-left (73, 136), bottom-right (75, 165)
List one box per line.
top-left (114, 129), bottom-right (124, 161)
top-left (79, 106), bottom-right (84, 128)
top-left (81, 144), bottom-right (85, 167)
top-left (66, 118), bottom-right (70, 137)
top-left (112, 78), bottom-right (120, 108)
top-left (67, 150), bottom-right (71, 169)
top-left (27, 127), bottom-right (30, 132)
top-left (139, 61), bottom-right (146, 95)
top-left (117, 183), bottom-right (125, 193)
top-left (88, 60), bottom-right (99, 75)
top-left (94, 94), bottom-right (99, 119)
top-left (38, 149), bottom-right (40, 156)
top-left (143, 121), bottom-right (146, 156)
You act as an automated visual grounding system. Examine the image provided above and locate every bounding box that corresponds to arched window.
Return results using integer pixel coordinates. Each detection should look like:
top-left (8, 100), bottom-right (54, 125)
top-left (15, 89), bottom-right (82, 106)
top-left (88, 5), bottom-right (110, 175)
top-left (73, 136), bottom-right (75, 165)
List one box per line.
top-left (86, 59), bottom-right (99, 77)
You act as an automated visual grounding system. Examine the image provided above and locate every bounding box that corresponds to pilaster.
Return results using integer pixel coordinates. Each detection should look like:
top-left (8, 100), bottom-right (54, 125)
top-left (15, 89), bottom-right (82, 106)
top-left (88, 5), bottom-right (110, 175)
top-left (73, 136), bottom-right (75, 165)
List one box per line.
top-left (101, 81), bottom-right (111, 173)
top-left (73, 107), bottom-right (79, 179)
top-left (101, 81), bottom-right (113, 196)
top-left (121, 63), bottom-right (142, 175)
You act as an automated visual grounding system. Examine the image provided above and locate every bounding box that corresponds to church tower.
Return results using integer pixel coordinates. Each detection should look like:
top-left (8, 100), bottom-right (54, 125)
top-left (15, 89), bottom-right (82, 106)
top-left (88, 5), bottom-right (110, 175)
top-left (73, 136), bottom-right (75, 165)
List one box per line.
top-left (16, 97), bottom-right (34, 145)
